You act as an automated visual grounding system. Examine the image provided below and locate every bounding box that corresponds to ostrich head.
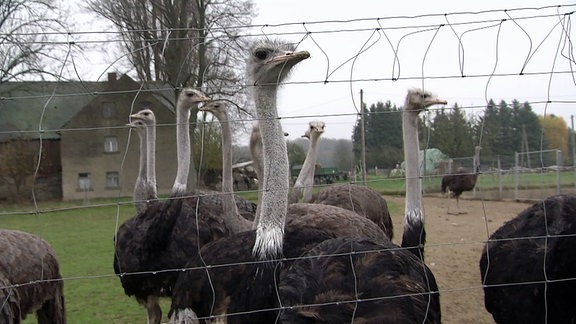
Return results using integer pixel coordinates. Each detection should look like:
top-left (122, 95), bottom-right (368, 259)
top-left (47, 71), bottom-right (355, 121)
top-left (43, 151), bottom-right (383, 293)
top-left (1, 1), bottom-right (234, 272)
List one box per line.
top-left (246, 39), bottom-right (310, 86)
top-left (302, 121), bottom-right (325, 139)
top-left (404, 88), bottom-right (447, 114)
top-left (130, 109), bottom-right (156, 125)
top-left (199, 101), bottom-right (227, 121)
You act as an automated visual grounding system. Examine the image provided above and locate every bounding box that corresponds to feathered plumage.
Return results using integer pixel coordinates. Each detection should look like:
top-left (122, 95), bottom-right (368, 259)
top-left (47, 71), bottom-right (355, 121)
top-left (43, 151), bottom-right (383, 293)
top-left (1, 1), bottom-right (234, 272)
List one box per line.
top-left (0, 229), bottom-right (65, 323)
top-left (480, 194), bottom-right (576, 324)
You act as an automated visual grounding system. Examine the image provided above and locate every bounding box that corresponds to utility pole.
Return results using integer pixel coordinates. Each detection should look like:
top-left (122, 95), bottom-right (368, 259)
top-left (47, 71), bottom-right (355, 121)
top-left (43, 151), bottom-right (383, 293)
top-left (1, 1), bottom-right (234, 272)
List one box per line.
top-left (360, 89), bottom-right (367, 184)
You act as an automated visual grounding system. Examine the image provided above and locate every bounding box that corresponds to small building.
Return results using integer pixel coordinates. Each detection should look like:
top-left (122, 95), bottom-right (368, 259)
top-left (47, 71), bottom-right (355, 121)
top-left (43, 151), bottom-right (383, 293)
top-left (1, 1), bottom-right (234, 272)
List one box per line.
top-left (0, 73), bottom-right (187, 202)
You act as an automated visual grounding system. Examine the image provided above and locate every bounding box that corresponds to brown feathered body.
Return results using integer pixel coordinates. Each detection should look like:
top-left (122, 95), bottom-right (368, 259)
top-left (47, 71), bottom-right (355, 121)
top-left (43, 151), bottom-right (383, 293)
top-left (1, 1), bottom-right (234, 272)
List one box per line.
top-left (168, 203), bottom-right (388, 323)
top-left (312, 183), bottom-right (394, 240)
top-left (441, 170), bottom-right (478, 200)
top-left (480, 194), bottom-right (576, 324)
top-left (279, 236), bottom-right (441, 323)
top-left (0, 229), bottom-right (65, 324)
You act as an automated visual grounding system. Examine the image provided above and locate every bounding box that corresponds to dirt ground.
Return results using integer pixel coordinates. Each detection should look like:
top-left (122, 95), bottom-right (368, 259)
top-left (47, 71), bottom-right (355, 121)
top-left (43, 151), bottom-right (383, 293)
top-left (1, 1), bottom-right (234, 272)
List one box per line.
top-left (384, 194), bottom-right (533, 324)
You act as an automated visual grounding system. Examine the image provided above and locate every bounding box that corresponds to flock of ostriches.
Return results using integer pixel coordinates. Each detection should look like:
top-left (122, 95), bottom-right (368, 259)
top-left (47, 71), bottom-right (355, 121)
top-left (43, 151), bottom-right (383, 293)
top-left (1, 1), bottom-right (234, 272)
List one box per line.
top-left (1, 38), bottom-right (575, 324)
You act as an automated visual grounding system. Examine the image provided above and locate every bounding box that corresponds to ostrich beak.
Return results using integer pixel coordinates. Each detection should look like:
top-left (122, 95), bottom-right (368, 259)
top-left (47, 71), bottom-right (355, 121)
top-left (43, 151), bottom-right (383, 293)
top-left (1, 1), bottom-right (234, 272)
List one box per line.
top-left (269, 50), bottom-right (311, 65)
top-left (425, 97), bottom-right (447, 108)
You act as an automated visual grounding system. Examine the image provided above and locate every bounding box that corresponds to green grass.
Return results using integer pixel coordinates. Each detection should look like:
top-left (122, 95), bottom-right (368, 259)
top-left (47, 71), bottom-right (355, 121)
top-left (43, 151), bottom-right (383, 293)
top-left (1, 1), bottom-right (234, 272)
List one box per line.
top-left (1, 170), bottom-right (573, 322)
top-left (1, 199), bottom-right (159, 323)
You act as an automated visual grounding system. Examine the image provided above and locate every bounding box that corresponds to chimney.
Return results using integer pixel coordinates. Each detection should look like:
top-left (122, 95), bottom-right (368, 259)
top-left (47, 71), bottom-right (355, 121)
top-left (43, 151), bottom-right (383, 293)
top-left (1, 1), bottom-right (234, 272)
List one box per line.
top-left (107, 72), bottom-right (117, 82)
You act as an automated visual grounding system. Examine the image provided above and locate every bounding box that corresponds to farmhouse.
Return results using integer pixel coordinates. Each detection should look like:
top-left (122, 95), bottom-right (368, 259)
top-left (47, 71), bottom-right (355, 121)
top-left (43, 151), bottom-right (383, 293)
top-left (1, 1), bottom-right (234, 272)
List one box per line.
top-left (0, 73), bottom-right (186, 202)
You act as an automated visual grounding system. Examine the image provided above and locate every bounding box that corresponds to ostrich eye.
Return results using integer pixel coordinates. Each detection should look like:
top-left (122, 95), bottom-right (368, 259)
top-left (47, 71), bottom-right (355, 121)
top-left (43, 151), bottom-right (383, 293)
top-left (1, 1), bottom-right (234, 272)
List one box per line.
top-left (254, 49), bottom-right (268, 60)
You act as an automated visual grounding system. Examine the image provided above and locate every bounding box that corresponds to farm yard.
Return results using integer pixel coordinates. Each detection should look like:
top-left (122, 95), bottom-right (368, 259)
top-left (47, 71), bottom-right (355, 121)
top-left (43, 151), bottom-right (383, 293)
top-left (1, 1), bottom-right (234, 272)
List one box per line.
top-left (2, 178), bottom-right (573, 323)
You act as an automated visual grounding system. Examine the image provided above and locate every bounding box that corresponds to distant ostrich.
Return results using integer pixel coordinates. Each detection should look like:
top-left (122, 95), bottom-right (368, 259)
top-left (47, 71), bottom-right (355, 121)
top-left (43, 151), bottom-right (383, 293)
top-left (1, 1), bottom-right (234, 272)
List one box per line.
top-left (289, 120), bottom-right (325, 203)
top-left (480, 194), bottom-right (576, 323)
top-left (0, 229), bottom-right (65, 323)
top-left (441, 145), bottom-right (482, 214)
top-left (278, 88), bottom-right (446, 323)
top-left (127, 109), bottom-right (157, 214)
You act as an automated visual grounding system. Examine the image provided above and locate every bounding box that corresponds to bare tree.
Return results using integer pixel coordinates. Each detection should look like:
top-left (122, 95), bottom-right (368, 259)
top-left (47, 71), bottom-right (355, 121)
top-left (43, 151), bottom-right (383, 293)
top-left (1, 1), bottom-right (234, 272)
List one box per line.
top-left (87, 0), bottom-right (256, 188)
top-left (0, 0), bottom-right (66, 84)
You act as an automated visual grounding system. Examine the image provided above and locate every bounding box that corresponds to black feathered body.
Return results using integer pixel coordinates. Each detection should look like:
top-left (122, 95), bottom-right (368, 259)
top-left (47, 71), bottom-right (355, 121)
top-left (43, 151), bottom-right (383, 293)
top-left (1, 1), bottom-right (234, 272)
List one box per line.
top-left (480, 194), bottom-right (576, 324)
top-left (312, 184), bottom-right (394, 240)
top-left (279, 236), bottom-right (441, 324)
top-left (168, 203), bottom-right (388, 323)
top-left (441, 172), bottom-right (478, 199)
top-left (0, 229), bottom-right (66, 324)
top-left (113, 191), bottom-right (256, 306)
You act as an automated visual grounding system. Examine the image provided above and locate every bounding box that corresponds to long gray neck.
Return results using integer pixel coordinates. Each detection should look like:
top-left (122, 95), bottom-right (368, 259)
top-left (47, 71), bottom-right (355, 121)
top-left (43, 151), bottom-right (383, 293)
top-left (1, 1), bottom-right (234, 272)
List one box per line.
top-left (290, 133), bottom-right (321, 203)
top-left (133, 127), bottom-right (147, 214)
top-left (172, 102), bottom-right (191, 196)
top-left (403, 110), bottom-right (423, 219)
top-left (146, 120), bottom-right (157, 200)
top-left (215, 110), bottom-right (252, 233)
top-left (249, 124), bottom-right (264, 228)
top-left (252, 86), bottom-right (289, 260)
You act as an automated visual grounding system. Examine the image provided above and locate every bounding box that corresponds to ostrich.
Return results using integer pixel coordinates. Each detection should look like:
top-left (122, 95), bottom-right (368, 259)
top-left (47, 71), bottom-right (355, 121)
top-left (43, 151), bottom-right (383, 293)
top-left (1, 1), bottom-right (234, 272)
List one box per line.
top-left (441, 145), bottom-right (482, 214)
top-left (167, 39), bottom-right (396, 323)
top-left (0, 229), bottom-right (65, 323)
top-left (289, 120), bottom-right (325, 204)
top-left (277, 88), bottom-right (446, 323)
top-left (480, 194), bottom-right (576, 323)
top-left (199, 101), bottom-right (253, 232)
top-left (114, 90), bottom-right (258, 324)
top-left (114, 88), bottom-right (213, 324)
top-left (128, 109), bottom-right (157, 214)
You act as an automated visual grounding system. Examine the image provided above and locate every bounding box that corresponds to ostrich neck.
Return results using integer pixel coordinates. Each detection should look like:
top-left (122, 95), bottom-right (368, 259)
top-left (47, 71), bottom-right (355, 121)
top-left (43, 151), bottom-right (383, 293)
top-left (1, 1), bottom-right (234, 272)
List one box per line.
top-left (173, 105), bottom-right (191, 195)
top-left (403, 112), bottom-right (423, 214)
top-left (253, 86), bottom-right (289, 260)
top-left (133, 128), bottom-right (147, 213)
top-left (216, 111), bottom-right (252, 232)
top-left (291, 134), bottom-right (320, 203)
top-left (146, 122), bottom-right (157, 199)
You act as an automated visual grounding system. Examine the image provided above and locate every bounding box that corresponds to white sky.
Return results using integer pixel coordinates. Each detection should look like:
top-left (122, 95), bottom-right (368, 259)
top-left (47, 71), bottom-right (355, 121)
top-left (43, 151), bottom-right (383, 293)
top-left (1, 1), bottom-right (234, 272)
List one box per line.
top-left (249, 1), bottom-right (576, 140)
top-left (67, 1), bottom-right (575, 141)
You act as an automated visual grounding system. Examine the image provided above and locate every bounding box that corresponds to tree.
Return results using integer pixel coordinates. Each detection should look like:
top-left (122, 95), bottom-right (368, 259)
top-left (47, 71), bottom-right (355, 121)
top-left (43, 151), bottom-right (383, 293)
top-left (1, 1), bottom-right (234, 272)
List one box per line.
top-left (87, 0), bottom-right (256, 188)
top-left (353, 101), bottom-right (403, 169)
top-left (539, 114), bottom-right (570, 164)
top-left (0, 0), bottom-right (65, 84)
top-left (429, 104), bottom-right (475, 158)
top-left (0, 138), bottom-right (43, 202)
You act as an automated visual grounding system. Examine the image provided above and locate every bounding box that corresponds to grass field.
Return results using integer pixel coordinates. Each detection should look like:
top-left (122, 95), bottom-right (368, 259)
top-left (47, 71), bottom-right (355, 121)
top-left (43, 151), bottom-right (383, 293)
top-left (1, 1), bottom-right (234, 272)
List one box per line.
top-left (1, 170), bottom-right (574, 323)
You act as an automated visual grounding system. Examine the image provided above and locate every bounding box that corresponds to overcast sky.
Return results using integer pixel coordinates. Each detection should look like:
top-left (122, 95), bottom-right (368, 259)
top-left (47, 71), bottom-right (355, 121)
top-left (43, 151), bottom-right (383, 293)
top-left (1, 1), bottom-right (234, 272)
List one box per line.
top-left (70, 1), bottom-right (575, 142)
top-left (248, 1), bottom-right (575, 141)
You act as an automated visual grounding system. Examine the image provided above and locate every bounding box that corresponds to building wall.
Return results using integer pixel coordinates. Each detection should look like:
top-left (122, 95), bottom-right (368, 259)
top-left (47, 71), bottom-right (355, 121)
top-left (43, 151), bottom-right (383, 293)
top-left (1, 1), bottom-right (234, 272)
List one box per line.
top-left (61, 75), bottom-right (180, 201)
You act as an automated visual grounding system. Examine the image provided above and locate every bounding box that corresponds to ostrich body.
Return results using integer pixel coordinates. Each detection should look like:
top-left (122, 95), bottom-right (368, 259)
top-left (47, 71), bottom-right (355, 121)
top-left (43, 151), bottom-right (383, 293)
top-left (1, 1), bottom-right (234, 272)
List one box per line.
top-left (0, 229), bottom-right (65, 323)
top-left (128, 109), bottom-right (158, 214)
top-left (289, 121), bottom-right (325, 203)
top-left (480, 194), bottom-right (576, 324)
top-left (168, 203), bottom-right (387, 323)
top-left (200, 101), bottom-right (252, 233)
top-left (276, 88), bottom-right (446, 323)
top-left (312, 183), bottom-right (394, 240)
top-left (441, 145), bottom-right (481, 214)
top-left (279, 236), bottom-right (440, 323)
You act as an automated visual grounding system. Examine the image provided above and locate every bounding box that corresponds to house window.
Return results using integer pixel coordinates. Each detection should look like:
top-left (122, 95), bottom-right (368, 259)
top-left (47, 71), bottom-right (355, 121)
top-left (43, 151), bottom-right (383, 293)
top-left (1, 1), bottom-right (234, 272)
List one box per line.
top-left (102, 102), bottom-right (115, 118)
top-left (104, 136), bottom-right (118, 153)
top-left (78, 173), bottom-right (91, 191)
top-left (106, 171), bottom-right (119, 189)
